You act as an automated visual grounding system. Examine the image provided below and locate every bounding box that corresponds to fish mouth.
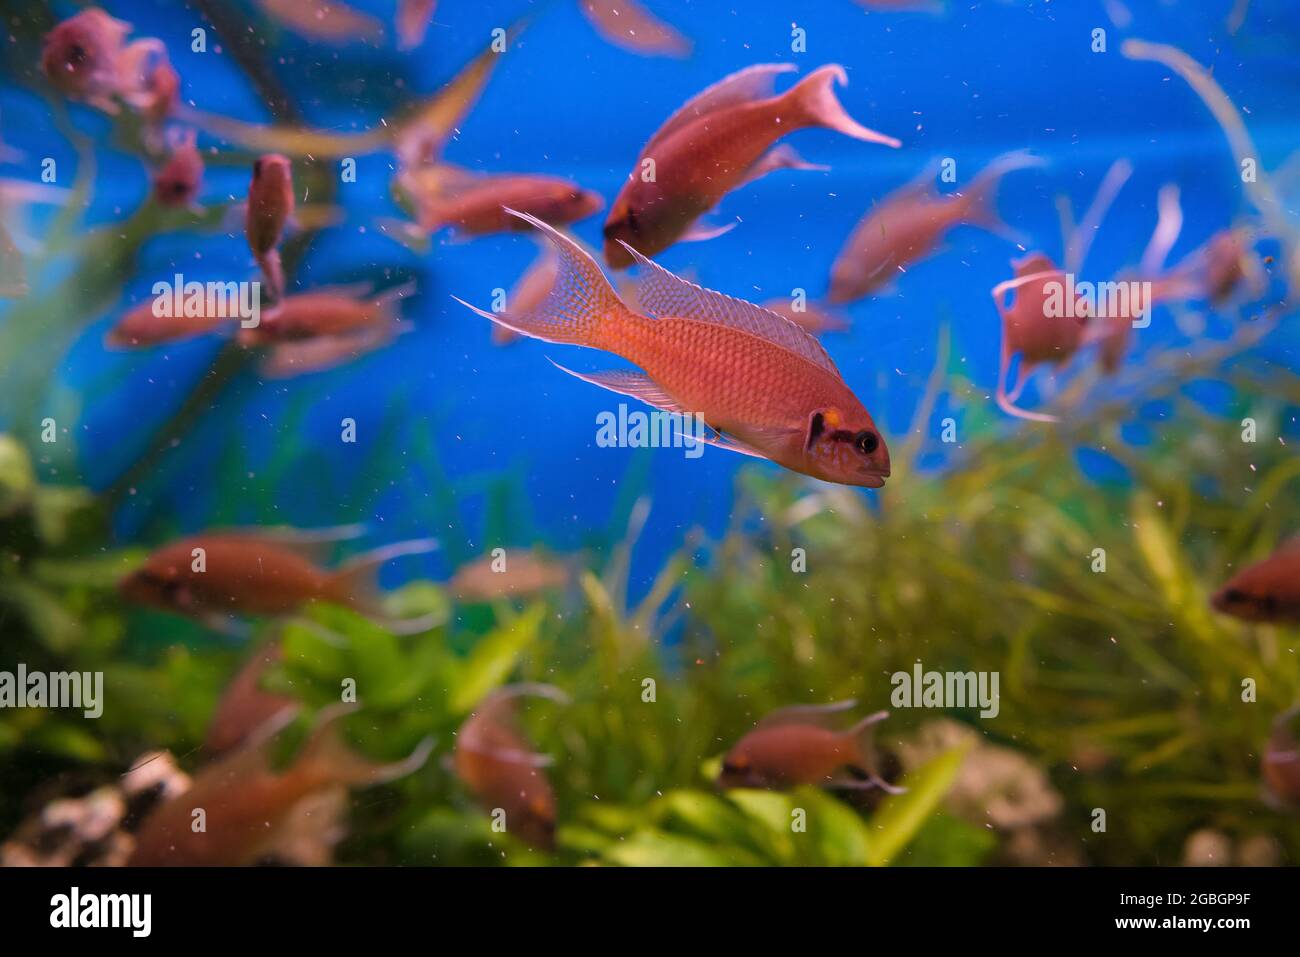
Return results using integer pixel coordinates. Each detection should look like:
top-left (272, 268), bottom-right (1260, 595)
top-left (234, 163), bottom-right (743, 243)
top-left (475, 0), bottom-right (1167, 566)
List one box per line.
top-left (859, 470), bottom-right (889, 489)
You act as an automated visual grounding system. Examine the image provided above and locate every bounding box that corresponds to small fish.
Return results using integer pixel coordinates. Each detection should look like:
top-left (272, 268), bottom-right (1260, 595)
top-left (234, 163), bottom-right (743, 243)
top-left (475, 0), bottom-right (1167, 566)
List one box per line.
top-left (603, 63), bottom-right (899, 268)
top-left (255, 0), bottom-right (386, 45)
top-left (450, 550), bottom-right (573, 602)
top-left (396, 0), bottom-right (437, 50)
top-left (246, 154), bottom-right (295, 300)
top-left (257, 326), bottom-right (398, 378)
top-left (454, 684), bottom-right (568, 850)
top-left (119, 38), bottom-right (178, 125)
top-left (718, 700), bottom-right (901, 792)
top-left (129, 706), bottom-right (432, 866)
top-left (1262, 707), bottom-right (1300, 810)
top-left (494, 245), bottom-right (559, 346)
top-left (104, 297), bottom-right (236, 349)
top-left (152, 129), bottom-right (204, 210)
top-left (405, 169), bottom-right (603, 237)
top-left (1159, 227), bottom-right (1264, 307)
top-left (579, 0), bottom-right (691, 58)
top-left (238, 284), bottom-right (411, 346)
top-left (827, 151), bottom-right (1043, 303)
top-left (40, 8), bottom-right (133, 112)
top-left (457, 211), bottom-right (891, 487)
top-left (204, 641), bottom-right (296, 757)
top-left (1211, 537), bottom-right (1300, 624)
top-left (990, 253), bottom-right (1088, 423)
top-left (761, 298), bottom-right (849, 335)
top-left (119, 527), bottom-right (438, 632)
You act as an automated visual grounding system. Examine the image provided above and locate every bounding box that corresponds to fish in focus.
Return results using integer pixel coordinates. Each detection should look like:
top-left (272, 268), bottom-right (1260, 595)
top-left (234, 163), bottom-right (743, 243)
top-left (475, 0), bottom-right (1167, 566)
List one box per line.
top-left (1211, 537), bottom-right (1300, 624)
top-left (456, 211), bottom-right (892, 488)
top-left (717, 700), bottom-right (902, 792)
top-left (603, 63), bottom-right (899, 268)
top-left (396, 0), bottom-right (438, 50)
top-left (1262, 706), bottom-right (1300, 810)
top-left (204, 641), bottom-right (297, 757)
top-left (450, 550), bottom-right (573, 602)
top-left (827, 151), bottom-right (1043, 303)
top-left (246, 154), bottom-right (295, 300)
top-left (129, 706), bottom-right (432, 866)
top-left (118, 527), bottom-right (438, 632)
top-left (152, 129), bottom-right (204, 210)
top-left (579, 0), bottom-right (691, 58)
top-left (454, 684), bottom-right (568, 850)
top-left (403, 167), bottom-right (603, 237)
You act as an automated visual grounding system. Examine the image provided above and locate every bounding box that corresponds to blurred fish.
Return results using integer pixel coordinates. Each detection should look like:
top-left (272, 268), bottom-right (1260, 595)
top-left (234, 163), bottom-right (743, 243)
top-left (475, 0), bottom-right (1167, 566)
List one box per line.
top-left (493, 244), bottom-right (559, 346)
top-left (603, 64), bottom-right (899, 268)
top-left (456, 210), bottom-right (892, 488)
top-left (718, 700), bottom-right (902, 792)
top-left (119, 527), bottom-right (439, 632)
top-left (40, 8), bottom-right (133, 112)
top-left (119, 37), bottom-right (179, 125)
top-left (104, 297), bottom-right (237, 349)
top-left (254, 0), bottom-right (386, 44)
top-left (990, 252), bottom-right (1087, 423)
top-left (1162, 227), bottom-right (1265, 307)
top-left (454, 684), bottom-right (568, 850)
top-left (404, 168), bottom-right (603, 237)
top-left (238, 283), bottom-right (412, 346)
top-left (450, 550), bottom-right (573, 601)
top-left (579, 0), bottom-right (691, 58)
top-left (1211, 537), bottom-right (1300, 623)
top-left (257, 325), bottom-right (399, 378)
top-left (761, 298), bottom-right (849, 335)
top-left (204, 641), bottom-right (296, 757)
top-left (1262, 706), bottom-right (1300, 810)
top-left (129, 705), bottom-right (432, 865)
top-left (246, 154), bottom-right (295, 300)
top-left (827, 151), bottom-right (1043, 303)
top-left (151, 129), bottom-right (204, 210)
top-left (396, 0), bottom-right (437, 50)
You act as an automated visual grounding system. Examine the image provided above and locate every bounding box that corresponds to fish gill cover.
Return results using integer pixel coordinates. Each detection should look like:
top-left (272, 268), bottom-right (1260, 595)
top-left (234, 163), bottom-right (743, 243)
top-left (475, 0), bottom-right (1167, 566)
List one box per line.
top-left (0, 0), bottom-right (1296, 872)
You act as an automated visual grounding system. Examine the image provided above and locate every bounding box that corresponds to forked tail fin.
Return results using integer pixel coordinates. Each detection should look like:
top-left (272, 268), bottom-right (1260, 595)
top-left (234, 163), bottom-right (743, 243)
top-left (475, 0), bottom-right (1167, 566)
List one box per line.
top-left (452, 208), bottom-right (633, 348)
top-left (785, 65), bottom-right (900, 148)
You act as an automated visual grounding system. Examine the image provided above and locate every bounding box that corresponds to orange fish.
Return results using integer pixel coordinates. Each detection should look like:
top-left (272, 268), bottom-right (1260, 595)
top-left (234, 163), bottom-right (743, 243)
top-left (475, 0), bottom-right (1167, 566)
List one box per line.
top-left (579, 0), bottom-right (691, 58)
top-left (406, 169), bottom-right (603, 237)
top-left (119, 527), bottom-right (438, 632)
top-left (396, 0), bottom-right (437, 50)
top-left (456, 211), bottom-right (892, 488)
top-left (119, 37), bottom-right (178, 125)
top-left (129, 705), bottom-right (432, 866)
top-left (40, 8), bottom-right (133, 112)
top-left (761, 298), bottom-right (849, 335)
top-left (256, 325), bottom-right (399, 378)
top-left (718, 700), bottom-right (901, 792)
top-left (104, 297), bottom-right (235, 349)
top-left (152, 130), bottom-right (204, 209)
top-left (603, 63), bottom-right (899, 268)
top-left (493, 246), bottom-right (559, 346)
top-left (246, 154), bottom-right (295, 300)
top-left (827, 151), bottom-right (1043, 303)
top-left (454, 684), bottom-right (568, 850)
top-left (204, 641), bottom-right (296, 757)
top-left (990, 253), bottom-right (1090, 422)
top-left (450, 550), bottom-right (573, 602)
top-left (1262, 707), bottom-right (1300, 810)
top-left (238, 284), bottom-right (411, 346)
top-left (1211, 538), bottom-right (1300, 624)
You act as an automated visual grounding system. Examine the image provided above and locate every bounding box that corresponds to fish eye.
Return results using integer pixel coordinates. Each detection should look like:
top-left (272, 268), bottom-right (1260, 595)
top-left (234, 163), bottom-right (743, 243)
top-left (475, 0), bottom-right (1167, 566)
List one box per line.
top-left (855, 430), bottom-right (879, 455)
top-left (67, 44), bottom-right (87, 65)
top-left (1223, 588), bottom-right (1247, 604)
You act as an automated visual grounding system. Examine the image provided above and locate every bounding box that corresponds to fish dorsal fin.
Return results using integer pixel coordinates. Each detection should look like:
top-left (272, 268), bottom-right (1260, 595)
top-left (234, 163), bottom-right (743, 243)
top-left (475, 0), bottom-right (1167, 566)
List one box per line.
top-left (754, 698), bottom-right (859, 731)
top-left (619, 242), bottom-right (841, 377)
top-left (644, 63), bottom-right (797, 155)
